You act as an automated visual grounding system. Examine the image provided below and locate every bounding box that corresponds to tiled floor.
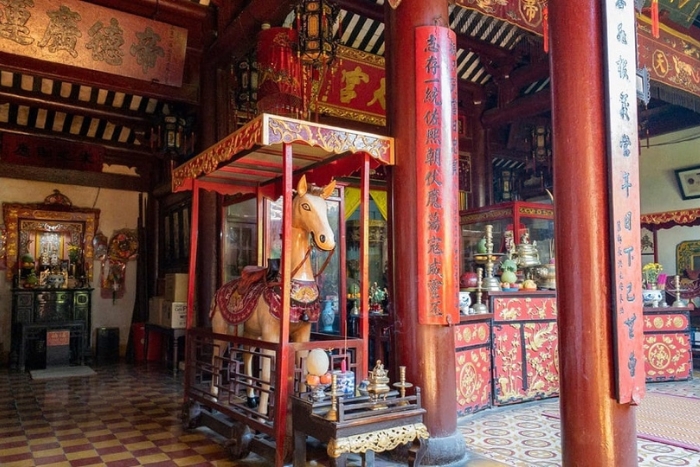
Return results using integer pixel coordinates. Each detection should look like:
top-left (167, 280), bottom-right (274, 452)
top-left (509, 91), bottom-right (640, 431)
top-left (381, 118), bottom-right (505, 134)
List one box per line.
top-left (1, 363), bottom-right (699, 466)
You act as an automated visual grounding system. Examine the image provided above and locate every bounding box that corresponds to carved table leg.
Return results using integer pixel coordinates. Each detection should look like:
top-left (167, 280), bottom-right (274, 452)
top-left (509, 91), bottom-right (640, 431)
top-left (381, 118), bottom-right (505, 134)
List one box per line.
top-left (362, 449), bottom-right (375, 467)
top-left (293, 430), bottom-right (306, 467)
top-left (330, 453), bottom-right (348, 467)
top-left (408, 436), bottom-right (427, 467)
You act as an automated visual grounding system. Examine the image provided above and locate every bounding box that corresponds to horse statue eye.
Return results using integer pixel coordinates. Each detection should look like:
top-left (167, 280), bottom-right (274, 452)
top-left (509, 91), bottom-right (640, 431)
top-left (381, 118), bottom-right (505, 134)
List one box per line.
top-left (302, 203), bottom-right (311, 211)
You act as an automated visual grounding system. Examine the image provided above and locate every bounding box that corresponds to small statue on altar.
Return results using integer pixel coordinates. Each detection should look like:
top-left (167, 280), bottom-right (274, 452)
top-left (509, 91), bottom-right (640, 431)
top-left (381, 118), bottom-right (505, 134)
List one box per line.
top-left (520, 231), bottom-right (530, 244)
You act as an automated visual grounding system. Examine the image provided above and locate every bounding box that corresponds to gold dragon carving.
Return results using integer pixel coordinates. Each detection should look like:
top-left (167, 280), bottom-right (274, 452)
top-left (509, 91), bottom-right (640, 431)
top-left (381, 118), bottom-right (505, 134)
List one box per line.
top-left (327, 423), bottom-right (429, 458)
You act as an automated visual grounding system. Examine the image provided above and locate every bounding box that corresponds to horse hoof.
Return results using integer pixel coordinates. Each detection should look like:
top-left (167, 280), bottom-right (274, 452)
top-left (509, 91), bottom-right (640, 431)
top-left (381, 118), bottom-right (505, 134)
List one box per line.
top-left (247, 396), bottom-right (259, 409)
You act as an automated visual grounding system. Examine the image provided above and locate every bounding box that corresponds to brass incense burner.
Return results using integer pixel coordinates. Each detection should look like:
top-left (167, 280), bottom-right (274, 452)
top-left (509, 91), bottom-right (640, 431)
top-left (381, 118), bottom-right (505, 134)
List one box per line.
top-left (367, 360), bottom-right (391, 408)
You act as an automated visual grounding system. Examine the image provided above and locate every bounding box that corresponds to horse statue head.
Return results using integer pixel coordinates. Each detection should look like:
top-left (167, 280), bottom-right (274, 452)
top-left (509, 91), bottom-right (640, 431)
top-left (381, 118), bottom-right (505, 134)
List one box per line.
top-left (293, 175), bottom-right (336, 252)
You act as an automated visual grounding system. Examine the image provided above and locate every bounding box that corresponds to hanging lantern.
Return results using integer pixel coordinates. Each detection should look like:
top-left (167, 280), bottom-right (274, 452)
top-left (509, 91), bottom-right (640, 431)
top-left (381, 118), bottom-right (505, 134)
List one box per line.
top-left (234, 56), bottom-right (259, 109)
top-left (256, 25), bottom-right (303, 117)
top-left (295, 0), bottom-right (340, 68)
top-left (163, 114), bottom-right (184, 152)
top-left (153, 105), bottom-right (194, 161)
top-left (531, 125), bottom-right (551, 166)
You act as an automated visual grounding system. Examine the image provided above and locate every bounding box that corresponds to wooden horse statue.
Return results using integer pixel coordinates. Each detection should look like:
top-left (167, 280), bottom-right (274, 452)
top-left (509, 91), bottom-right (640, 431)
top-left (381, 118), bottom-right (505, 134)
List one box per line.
top-left (209, 175), bottom-right (336, 415)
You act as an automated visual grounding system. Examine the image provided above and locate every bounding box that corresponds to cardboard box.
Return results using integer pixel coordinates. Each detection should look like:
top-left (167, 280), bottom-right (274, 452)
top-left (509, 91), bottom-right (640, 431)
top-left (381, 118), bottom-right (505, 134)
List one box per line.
top-left (164, 273), bottom-right (189, 302)
top-left (149, 296), bottom-right (165, 326)
top-left (161, 300), bottom-right (187, 329)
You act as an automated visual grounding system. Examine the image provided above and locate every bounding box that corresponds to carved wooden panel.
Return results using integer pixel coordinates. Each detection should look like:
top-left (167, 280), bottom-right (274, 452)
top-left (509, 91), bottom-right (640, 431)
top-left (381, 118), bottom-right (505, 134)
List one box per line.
top-left (454, 319), bottom-right (492, 415)
top-left (491, 294), bottom-right (559, 406)
top-left (643, 310), bottom-right (692, 382)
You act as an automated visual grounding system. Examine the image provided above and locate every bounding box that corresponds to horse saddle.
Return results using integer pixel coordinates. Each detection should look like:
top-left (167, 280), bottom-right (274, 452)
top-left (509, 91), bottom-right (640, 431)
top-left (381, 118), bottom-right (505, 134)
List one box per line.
top-left (236, 266), bottom-right (268, 296)
top-left (235, 259), bottom-right (281, 293)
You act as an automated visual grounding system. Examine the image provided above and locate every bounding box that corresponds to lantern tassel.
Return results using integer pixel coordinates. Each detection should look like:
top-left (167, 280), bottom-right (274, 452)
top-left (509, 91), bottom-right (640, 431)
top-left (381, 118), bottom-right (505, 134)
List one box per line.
top-left (543, 6), bottom-right (549, 53)
top-left (651, 0), bottom-right (659, 38)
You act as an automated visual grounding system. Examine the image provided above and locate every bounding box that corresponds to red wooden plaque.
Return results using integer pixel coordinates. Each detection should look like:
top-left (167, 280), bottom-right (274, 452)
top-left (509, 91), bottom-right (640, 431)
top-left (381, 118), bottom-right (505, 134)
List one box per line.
top-left (637, 16), bottom-right (700, 102)
top-left (604, 0), bottom-right (646, 404)
top-left (0, 0), bottom-right (187, 87)
top-left (414, 26), bottom-right (460, 325)
top-left (454, 0), bottom-right (545, 35)
top-left (316, 46), bottom-right (386, 126)
top-left (2, 133), bottom-right (104, 172)
top-left (47, 330), bottom-right (70, 347)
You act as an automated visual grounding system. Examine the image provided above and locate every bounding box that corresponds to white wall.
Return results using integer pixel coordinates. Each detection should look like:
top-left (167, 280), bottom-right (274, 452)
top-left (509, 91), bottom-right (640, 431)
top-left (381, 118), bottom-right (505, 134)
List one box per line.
top-left (640, 127), bottom-right (700, 276)
top-left (0, 178), bottom-right (142, 361)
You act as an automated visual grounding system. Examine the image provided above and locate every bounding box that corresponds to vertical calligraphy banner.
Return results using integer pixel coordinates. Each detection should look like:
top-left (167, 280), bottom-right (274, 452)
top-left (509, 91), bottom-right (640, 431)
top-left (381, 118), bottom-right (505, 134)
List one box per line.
top-left (604, 0), bottom-right (646, 404)
top-left (414, 26), bottom-right (460, 326)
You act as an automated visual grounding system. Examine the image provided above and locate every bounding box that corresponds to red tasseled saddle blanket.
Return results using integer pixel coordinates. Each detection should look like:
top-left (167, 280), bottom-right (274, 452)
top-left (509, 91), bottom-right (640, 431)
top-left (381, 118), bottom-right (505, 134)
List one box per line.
top-left (214, 266), bottom-right (320, 325)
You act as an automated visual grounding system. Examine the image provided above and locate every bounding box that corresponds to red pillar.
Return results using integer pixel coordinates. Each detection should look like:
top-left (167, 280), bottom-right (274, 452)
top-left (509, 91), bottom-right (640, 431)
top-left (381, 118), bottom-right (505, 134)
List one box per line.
top-left (549, 1), bottom-right (638, 465)
top-left (196, 63), bottom-right (220, 328)
top-left (472, 101), bottom-right (489, 208)
top-left (385, 0), bottom-right (467, 463)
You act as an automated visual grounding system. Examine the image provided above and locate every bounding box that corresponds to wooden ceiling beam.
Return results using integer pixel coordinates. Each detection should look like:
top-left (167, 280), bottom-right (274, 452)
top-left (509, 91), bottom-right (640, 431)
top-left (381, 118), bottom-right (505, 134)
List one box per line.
top-left (205, 0), bottom-right (297, 68)
top-left (0, 125), bottom-right (154, 163)
top-left (0, 161), bottom-right (150, 192)
top-left (481, 90), bottom-right (551, 128)
top-left (0, 52), bottom-right (200, 105)
top-left (0, 90), bottom-right (154, 131)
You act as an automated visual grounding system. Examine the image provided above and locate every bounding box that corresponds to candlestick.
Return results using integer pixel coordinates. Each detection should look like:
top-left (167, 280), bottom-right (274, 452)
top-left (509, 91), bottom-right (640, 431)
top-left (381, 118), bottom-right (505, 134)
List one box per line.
top-left (472, 267), bottom-right (488, 314)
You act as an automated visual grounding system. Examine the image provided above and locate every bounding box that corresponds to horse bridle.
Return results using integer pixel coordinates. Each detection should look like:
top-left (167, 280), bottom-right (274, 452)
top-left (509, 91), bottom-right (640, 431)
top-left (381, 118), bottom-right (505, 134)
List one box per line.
top-left (291, 244), bottom-right (337, 279)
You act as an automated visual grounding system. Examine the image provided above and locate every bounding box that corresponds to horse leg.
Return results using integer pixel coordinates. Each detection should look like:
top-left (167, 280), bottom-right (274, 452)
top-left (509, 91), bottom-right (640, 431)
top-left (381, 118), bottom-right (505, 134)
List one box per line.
top-left (210, 337), bottom-right (225, 399)
top-left (242, 347), bottom-right (259, 408)
top-left (258, 346), bottom-right (273, 418)
top-left (291, 323), bottom-right (313, 392)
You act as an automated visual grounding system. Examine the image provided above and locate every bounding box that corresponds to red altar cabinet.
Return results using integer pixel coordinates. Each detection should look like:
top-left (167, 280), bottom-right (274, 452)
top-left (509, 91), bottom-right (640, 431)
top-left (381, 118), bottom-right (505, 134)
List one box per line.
top-left (643, 306), bottom-right (693, 382)
top-left (455, 314), bottom-right (493, 416)
top-left (453, 291), bottom-right (559, 415)
top-left (490, 291), bottom-right (559, 405)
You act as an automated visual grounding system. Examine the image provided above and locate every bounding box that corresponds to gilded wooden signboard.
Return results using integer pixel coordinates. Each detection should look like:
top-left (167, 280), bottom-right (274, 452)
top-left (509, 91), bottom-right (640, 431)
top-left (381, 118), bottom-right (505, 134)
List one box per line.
top-left (0, 0), bottom-right (187, 87)
top-left (604, 0), bottom-right (645, 404)
top-left (636, 15), bottom-right (700, 102)
top-left (316, 46), bottom-right (386, 126)
top-left (454, 0), bottom-right (546, 35)
top-left (414, 26), bottom-right (460, 326)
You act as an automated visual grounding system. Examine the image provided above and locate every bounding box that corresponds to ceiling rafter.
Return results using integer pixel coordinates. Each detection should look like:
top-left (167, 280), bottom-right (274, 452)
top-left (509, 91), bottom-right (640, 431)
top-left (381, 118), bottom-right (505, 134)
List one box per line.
top-left (0, 90), bottom-right (154, 132)
top-left (0, 123), bottom-right (153, 163)
top-left (0, 52), bottom-right (200, 105)
top-left (481, 89), bottom-right (551, 128)
top-left (206, 0), bottom-right (297, 68)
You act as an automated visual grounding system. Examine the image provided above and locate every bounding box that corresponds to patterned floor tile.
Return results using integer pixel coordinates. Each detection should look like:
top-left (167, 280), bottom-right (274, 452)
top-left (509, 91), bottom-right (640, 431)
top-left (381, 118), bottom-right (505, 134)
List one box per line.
top-left (3, 363), bottom-right (700, 466)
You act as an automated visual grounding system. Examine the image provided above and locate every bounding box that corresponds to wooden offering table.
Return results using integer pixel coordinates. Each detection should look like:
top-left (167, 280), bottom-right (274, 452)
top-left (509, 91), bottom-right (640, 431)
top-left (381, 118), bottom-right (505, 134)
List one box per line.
top-left (643, 306), bottom-right (693, 382)
top-left (292, 389), bottom-right (428, 467)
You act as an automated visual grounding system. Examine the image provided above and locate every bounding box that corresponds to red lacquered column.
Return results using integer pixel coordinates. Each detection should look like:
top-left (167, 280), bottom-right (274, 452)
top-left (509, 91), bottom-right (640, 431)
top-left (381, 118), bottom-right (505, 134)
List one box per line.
top-left (385, 0), bottom-right (467, 463)
top-left (549, 1), bottom-right (638, 465)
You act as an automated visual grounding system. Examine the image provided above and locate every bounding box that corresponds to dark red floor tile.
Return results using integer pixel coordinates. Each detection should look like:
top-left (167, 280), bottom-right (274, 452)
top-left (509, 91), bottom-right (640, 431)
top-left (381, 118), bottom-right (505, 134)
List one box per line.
top-left (129, 446), bottom-right (163, 457)
top-left (104, 459), bottom-right (140, 467)
top-left (0, 452), bottom-right (34, 463)
top-left (69, 456), bottom-right (103, 466)
top-left (62, 443), bottom-right (94, 453)
top-left (35, 454), bottom-right (69, 465)
top-left (87, 433), bottom-right (118, 443)
top-left (29, 441), bottom-right (62, 451)
top-left (96, 445), bottom-right (128, 456)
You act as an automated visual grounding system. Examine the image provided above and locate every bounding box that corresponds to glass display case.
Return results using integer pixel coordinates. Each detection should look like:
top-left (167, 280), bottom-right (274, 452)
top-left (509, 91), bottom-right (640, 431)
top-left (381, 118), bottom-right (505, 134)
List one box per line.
top-left (222, 197), bottom-right (258, 283)
top-left (459, 201), bottom-right (555, 276)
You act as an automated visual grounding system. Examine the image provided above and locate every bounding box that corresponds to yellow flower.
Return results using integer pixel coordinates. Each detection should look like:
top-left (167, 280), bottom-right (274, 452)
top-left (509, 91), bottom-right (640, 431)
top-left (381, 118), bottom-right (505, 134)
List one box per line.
top-left (642, 263), bottom-right (663, 273)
